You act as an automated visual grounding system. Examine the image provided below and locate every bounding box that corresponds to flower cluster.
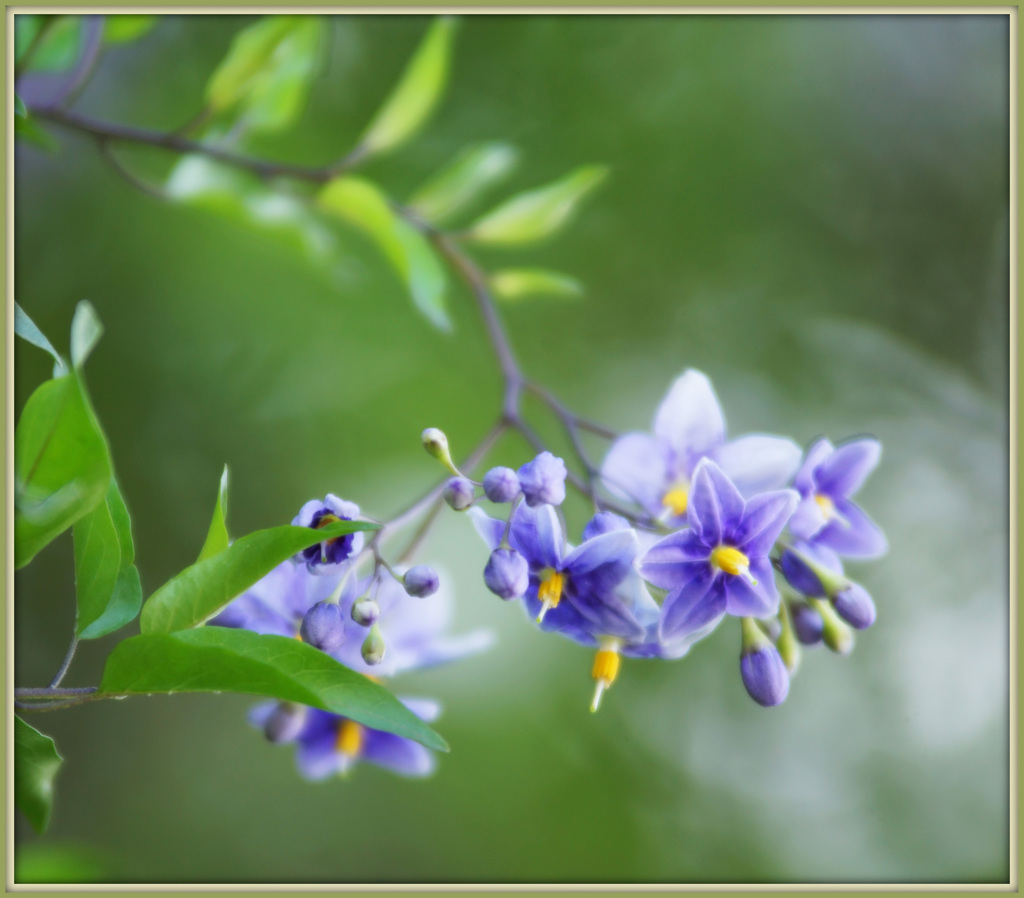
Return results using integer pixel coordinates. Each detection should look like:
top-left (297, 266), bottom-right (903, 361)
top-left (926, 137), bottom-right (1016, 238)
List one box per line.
top-left (211, 496), bottom-right (492, 779)
top-left (448, 369), bottom-right (886, 710)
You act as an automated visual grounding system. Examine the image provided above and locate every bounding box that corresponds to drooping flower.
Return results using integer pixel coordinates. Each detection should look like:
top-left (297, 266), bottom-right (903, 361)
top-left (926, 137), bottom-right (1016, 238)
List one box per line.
top-left (600, 369), bottom-right (802, 524)
top-left (641, 458), bottom-right (799, 643)
top-left (788, 437), bottom-right (887, 559)
top-left (293, 494), bottom-right (365, 574)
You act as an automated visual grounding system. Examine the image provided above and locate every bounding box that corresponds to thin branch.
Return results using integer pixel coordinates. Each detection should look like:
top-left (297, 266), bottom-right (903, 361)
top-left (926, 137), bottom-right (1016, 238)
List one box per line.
top-left (99, 141), bottom-right (169, 201)
top-left (17, 687), bottom-right (97, 699)
top-left (49, 635), bottom-right (79, 688)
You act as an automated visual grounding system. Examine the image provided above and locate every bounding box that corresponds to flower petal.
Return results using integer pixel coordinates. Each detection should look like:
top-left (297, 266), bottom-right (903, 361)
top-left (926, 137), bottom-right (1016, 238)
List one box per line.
top-left (563, 528), bottom-right (638, 587)
top-left (295, 715), bottom-right (343, 781)
top-left (362, 730), bottom-right (436, 777)
top-left (788, 495), bottom-right (828, 541)
top-left (467, 506), bottom-right (505, 551)
top-left (600, 432), bottom-right (671, 514)
top-left (397, 696), bottom-right (442, 723)
top-left (653, 370), bottom-right (726, 462)
top-left (658, 564), bottom-right (719, 641)
top-left (723, 557), bottom-right (778, 617)
top-left (687, 459), bottom-right (745, 545)
top-left (732, 489), bottom-right (799, 557)
top-left (815, 499), bottom-right (888, 558)
top-left (793, 438), bottom-right (834, 495)
top-left (813, 438), bottom-right (882, 499)
top-left (509, 502), bottom-right (563, 569)
top-left (717, 434), bottom-right (803, 495)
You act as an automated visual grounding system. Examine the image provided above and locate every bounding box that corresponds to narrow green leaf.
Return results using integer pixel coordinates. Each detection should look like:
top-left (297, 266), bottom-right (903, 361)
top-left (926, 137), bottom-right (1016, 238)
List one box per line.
top-left (490, 268), bottom-right (584, 302)
top-left (359, 17), bottom-right (456, 157)
top-left (70, 300), bottom-right (103, 369)
top-left (242, 17), bottom-right (323, 134)
top-left (103, 15), bottom-right (157, 44)
top-left (75, 479), bottom-right (142, 640)
top-left (15, 94), bottom-right (27, 118)
top-left (319, 176), bottom-right (450, 330)
top-left (408, 142), bottom-right (519, 225)
top-left (15, 373), bottom-right (112, 569)
top-left (14, 302), bottom-right (66, 372)
top-left (197, 466), bottom-right (230, 562)
top-left (466, 165), bottom-right (609, 246)
top-left (28, 16), bottom-right (83, 73)
top-left (15, 717), bottom-right (62, 835)
top-left (15, 114), bottom-right (58, 153)
top-left (140, 520), bottom-right (379, 635)
top-left (204, 16), bottom-right (297, 115)
top-left (99, 628), bottom-right (449, 751)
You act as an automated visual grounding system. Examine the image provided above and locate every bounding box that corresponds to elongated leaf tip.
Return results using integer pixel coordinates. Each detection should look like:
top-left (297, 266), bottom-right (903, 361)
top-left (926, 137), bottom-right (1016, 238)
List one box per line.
top-left (70, 300), bottom-right (103, 369)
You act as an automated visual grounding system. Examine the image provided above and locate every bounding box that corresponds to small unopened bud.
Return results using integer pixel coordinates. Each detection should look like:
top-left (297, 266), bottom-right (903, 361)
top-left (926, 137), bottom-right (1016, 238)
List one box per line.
top-left (482, 466), bottom-right (520, 503)
top-left (813, 599), bottom-right (855, 655)
top-left (421, 428), bottom-right (460, 476)
top-left (263, 702), bottom-right (307, 743)
top-left (299, 602), bottom-right (346, 653)
top-left (517, 451), bottom-right (567, 507)
top-left (361, 624), bottom-right (386, 666)
top-left (790, 601), bottom-right (824, 645)
top-left (780, 550), bottom-right (826, 597)
top-left (403, 565), bottom-right (440, 598)
top-left (443, 476), bottom-right (475, 511)
top-left (351, 596), bottom-right (380, 627)
top-left (739, 618), bottom-right (789, 707)
top-left (582, 512), bottom-right (630, 540)
top-left (832, 582), bottom-right (876, 630)
top-left (484, 548), bottom-right (529, 599)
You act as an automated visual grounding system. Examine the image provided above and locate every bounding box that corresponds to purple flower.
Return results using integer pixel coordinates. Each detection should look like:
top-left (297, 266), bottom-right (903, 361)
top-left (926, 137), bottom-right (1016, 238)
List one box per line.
top-left (641, 459), bottom-right (798, 644)
top-left (517, 451), bottom-right (567, 507)
top-left (788, 437), bottom-right (887, 559)
top-left (293, 494), bottom-right (364, 574)
top-left (249, 698), bottom-right (441, 780)
top-left (600, 370), bottom-right (802, 524)
top-left (484, 548), bottom-right (529, 599)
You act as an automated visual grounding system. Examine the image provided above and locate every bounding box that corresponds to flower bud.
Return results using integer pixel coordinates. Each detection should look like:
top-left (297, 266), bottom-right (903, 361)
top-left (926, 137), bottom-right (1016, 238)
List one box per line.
top-left (780, 550), bottom-right (826, 597)
top-left (421, 428), bottom-right (460, 476)
top-left (813, 599), bottom-right (855, 655)
top-left (299, 601), bottom-right (346, 653)
top-left (832, 582), bottom-right (876, 630)
top-left (263, 701), bottom-right (307, 743)
top-left (740, 617), bottom-right (789, 707)
top-left (443, 476), bottom-right (475, 511)
top-left (361, 624), bottom-right (386, 666)
top-left (350, 596), bottom-right (381, 627)
top-left (790, 601), bottom-right (824, 645)
top-left (403, 565), bottom-right (440, 598)
top-left (517, 451), bottom-right (567, 507)
top-left (483, 548), bottom-right (529, 600)
top-left (482, 466), bottom-right (520, 503)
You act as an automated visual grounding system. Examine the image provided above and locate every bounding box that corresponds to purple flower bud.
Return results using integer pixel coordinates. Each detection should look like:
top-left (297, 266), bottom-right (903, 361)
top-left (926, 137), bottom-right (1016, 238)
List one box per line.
top-left (403, 565), bottom-right (440, 598)
top-left (361, 625), bottom-right (386, 666)
top-left (780, 550), bottom-right (826, 597)
top-left (790, 601), bottom-right (824, 645)
top-left (443, 476), bottom-right (475, 511)
top-left (582, 512), bottom-right (630, 541)
top-left (483, 467), bottom-right (520, 503)
top-left (484, 548), bottom-right (529, 600)
top-left (740, 643), bottom-right (790, 707)
top-left (517, 451), bottom-right (567, 507)
top-left (263, 702), bottom-right (307, 743)
top-left (350, 596), bottom-right (380, 627)
top-left (300, 602), bottom-right (346, 653)
top-left (832, 582), bottom-right (876, 630)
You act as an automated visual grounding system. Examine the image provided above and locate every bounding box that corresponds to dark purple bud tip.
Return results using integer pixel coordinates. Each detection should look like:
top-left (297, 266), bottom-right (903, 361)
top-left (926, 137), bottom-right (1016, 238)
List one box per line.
top-left (832, 582), bottom-right (876, 630)
top-left (403, 565), bottom-right (440, 598)
top-left (263, 702), bottom-right (307, 743)
top-left (790, 601), bottom-right (824, 645)
top-left (780, 550), bottom-right (826, 597)
top-left (300, 602), bottom-right (346, 653)
top-left (443, 476), bottom-right (475, 512)
top-left (740, 644), bottom-right (790, 707)
top-left (350, 596), bottom-right (380, 627)
top-left (484, 548), bottom-right (529, 600)
top-left (517, 451), bottom-right (567, 507)
top-left (483, 466), bottom-right (521, 503)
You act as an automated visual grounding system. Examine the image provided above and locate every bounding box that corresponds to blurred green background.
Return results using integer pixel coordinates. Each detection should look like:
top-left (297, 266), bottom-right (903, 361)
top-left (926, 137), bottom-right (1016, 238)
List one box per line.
top-left (14, 13), bottom-right (1009, 884)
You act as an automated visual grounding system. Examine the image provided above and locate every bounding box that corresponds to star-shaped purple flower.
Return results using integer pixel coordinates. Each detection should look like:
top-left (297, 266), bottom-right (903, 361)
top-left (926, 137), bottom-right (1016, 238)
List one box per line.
top-left (641, 459), bottom-right (798, 642)
top-left (600, 369), bottom-right (802, 524)
top-left (292, 494), bottom-right (365, 574)
top-left (788, 437), bottom-right (887, 559)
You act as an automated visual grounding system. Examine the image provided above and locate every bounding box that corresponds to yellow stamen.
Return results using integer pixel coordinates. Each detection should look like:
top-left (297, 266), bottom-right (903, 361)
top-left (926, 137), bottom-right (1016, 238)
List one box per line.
top-left (536, 570), bottom-right (565, 622)
top-left (661, 486), bottom-right (689, 517)
top-left (710, 545), bottom-right (756, 584)
top-left (590, 644), bottom-right (622, 713)
top-left (814, 494), bottom-right (834, 519)
top-left (336, 719), bottom-right (364, 758)
top-left (315, 513), bottom-right (341, 529)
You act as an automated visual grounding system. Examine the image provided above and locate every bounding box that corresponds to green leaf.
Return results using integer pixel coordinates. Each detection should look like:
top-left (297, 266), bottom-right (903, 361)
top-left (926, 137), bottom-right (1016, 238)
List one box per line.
top-left (70, 300), bottom-right (103, 369)
top-left (197, 466), bottom-right (230, 562)
top-left (27, 16), bottom-right (83, 73)
top-left (15, 717), bottom-right (62, 835)
top-left (358, 17), bottom-right (456, 157)
top-left (16, 843), bottom-right (108, 884)
top-left (15, 94), bottom-right (27, 119)
top-left (14, 302), bottom-right (66, 372)
top-left (466, 165), bottom-right (609, 246)
top-left (408, 142), bottom-right (519, 225)
top-left (99, 628), bottom-right (449, 751)
top-left (15, 114), bottom-right (58, 153)
top-left (75, 479), bottom-right (143, 640)
top-left (140, 520), bottom-right (379, 635)
top-left (15, 15), bottom-right (45, 65)
top-left (15, 373), bottom-right (112, 569)
top-left (319, 176), bottom-right (450, 330)
top-left (103, 14), bottom-right (157, 44)
top-left (490, 268), bottom-right (584, 302)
